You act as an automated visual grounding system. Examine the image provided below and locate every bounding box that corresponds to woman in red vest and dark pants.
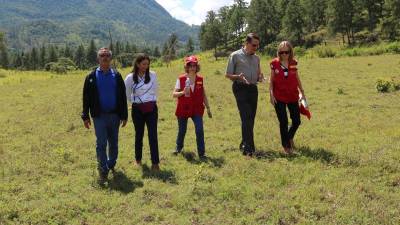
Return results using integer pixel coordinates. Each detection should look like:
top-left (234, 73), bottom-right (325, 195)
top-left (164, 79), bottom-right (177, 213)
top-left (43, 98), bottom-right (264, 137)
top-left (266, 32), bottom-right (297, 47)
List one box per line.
top-left (269, 41), bottom-right (306, 154)
top-left (172, 56), bottom-right (212, 159)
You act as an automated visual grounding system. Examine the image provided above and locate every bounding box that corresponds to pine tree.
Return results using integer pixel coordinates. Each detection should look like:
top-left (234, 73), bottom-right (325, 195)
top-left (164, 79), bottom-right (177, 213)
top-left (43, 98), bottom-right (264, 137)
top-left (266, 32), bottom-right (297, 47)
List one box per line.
top-left (75, 44), bottom-right (86, 69)
top-left (282, 0), bottom-right (306, 45)
top-left (48, 45), bottom-right (58, 63)
top-left (86, 39), bottom-right (97, 67)
top-left (30, 47), bottom-right (39, 70)
top-left (185, 37), bottom-right (195, 54)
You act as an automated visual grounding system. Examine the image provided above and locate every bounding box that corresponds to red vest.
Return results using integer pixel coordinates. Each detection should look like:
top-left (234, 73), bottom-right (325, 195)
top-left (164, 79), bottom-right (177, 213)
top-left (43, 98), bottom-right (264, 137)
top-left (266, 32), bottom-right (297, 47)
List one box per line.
top-left (175, 74), bottom-right (205, 118)
top-left (270, 58), bottom-right (299, 103)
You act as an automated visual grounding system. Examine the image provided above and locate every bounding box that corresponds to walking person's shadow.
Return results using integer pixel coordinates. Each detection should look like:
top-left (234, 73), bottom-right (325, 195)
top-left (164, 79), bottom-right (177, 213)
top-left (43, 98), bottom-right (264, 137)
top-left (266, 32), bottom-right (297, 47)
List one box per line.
top-left (141, 164), bottom-right (178, 184)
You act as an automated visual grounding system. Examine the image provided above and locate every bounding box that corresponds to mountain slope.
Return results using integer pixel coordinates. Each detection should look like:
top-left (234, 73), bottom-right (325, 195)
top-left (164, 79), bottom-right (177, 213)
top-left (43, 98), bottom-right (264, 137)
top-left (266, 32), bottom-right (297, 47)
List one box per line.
top-left (0, 0), bottom-right (198, 50)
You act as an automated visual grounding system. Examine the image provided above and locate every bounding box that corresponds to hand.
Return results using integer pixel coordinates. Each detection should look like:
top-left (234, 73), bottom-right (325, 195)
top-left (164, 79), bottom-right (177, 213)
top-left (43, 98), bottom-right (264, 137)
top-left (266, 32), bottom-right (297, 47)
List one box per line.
top-left (238, 73), bottom-right (250, 85)
top-left (270, 94), bottom-right (277, 106)
top-left (84, 119), bottom-right (91, 129)
top-left (258, 73), bottom-right (266, 83)
top-left (207, 108), bottom-right (212, 118)
top-left (120, 120), bottom-right (127, 127)
top-left (184, 86), bottom-right (190, 95)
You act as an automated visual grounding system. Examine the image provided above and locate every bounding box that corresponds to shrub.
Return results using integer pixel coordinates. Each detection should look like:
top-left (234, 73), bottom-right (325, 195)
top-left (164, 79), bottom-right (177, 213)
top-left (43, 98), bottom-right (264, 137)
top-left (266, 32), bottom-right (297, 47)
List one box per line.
top-left (376, 79), bottom-right (392, 93)
top-left (294, 46), bottom-right (306, 57)
top-left (44, 57), bottom-right (77, 74)
top-left (314, 46), bottom-right (336, 58)
top-left (264, 42), bottom-right (279, 57)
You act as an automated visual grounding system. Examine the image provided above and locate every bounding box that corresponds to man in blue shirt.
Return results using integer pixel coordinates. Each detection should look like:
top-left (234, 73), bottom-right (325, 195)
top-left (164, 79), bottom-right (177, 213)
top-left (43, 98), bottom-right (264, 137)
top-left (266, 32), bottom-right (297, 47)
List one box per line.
top-left (82, 47), bottom-right (128, 183)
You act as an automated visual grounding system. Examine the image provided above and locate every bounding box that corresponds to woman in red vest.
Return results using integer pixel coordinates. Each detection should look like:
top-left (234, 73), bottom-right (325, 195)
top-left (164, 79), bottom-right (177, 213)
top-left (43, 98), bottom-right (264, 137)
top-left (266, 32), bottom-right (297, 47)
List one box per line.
top-left (269, 41), bottom-right (306, 154)
top-left (172, 55), bottom-right (212, 159)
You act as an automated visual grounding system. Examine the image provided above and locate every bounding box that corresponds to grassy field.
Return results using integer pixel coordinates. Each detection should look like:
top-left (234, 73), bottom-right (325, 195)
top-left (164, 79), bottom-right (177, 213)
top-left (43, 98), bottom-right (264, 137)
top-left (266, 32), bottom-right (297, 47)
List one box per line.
top-left (1, 53), bottom-right (400, 224)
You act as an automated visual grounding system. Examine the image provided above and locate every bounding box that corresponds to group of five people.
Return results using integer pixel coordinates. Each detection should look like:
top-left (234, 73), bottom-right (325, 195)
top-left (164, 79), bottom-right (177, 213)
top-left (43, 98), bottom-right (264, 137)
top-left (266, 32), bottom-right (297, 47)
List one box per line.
top-left (81, 33), bottom-right (308, 181)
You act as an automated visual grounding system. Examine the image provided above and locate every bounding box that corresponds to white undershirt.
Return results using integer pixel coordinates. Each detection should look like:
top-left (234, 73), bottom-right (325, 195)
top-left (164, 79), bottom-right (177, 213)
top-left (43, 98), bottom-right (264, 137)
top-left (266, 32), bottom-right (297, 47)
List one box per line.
top-left (175, 78), bottom-right (195, 91)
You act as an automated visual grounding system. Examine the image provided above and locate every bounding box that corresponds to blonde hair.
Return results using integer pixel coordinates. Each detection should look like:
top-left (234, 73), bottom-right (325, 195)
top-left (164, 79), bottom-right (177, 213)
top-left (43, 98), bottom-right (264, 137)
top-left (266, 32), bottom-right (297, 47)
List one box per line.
top-left (277, 41), bottom-right (294, 61)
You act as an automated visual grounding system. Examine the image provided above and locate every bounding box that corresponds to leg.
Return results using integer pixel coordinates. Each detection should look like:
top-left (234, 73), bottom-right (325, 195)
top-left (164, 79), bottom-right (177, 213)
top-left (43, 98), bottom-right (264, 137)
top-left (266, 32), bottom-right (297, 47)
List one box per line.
top-left (106, 114), bottom-right (120, 170)
top-left (233, 83), bottom-right (253, 154)
top-left (132, 106), bottom-right (145, 162)
top-left (192, 116), bottom-right (205, 157)
top-left (93, 115), bottom-right (109, 175)
top-left (274, 101), bottom-right (290, 148)
top-left (145, 105), bottom-right (160, 165)
top-left (176, 117), bottom-right (188, 152)
top-left (248, 85), bottom-right (258, 152)
top-left (287, 102), bottom-right (301, 144)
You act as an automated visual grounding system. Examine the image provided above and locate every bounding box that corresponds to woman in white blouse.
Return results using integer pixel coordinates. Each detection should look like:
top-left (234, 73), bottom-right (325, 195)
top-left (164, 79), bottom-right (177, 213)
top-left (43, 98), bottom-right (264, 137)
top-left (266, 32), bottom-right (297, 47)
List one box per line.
top-left (125, 53), bottom-right (160, 171)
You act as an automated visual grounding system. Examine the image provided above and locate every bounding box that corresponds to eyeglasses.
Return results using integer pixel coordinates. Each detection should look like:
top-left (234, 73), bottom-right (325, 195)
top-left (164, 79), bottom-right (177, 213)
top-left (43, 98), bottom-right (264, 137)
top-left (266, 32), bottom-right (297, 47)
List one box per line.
top-left (279, 51), bottom-right (290, 55)
top-left (251, 44), bottom-right (259, 48)
top-left (99, 54), bottom-right (111, 58)
top-left (188, 64), bottom-right (197, 67)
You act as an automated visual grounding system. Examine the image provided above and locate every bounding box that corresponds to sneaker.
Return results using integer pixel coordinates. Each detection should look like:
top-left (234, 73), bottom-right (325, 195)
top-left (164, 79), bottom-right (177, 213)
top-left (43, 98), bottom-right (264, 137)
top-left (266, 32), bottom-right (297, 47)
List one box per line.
top-left (98, 171), bottom-right (108, 184)
top-left (289, 139), bottom-right (296, 149)
top-left (151, 164), bottom-right (160, 171)
top-left (172, 148), bottom-right (182, 155)
top-left (199, 155), bottom-right (208, 161)
top-left (283, 147), bottom-right (293, 155)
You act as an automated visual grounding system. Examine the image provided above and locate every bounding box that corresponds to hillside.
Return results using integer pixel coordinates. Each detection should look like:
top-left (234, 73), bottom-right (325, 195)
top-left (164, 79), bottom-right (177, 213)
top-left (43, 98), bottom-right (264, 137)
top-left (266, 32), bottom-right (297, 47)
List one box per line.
top-left (0, 53), bottom-right (400, 224)
top-left (0, 0), bottom-right (198, 50)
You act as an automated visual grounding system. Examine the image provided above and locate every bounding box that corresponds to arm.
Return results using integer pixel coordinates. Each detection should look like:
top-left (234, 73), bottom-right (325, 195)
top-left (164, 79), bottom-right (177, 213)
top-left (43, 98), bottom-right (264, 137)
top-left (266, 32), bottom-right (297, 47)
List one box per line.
top-left (118, 74), bottom-right (128, 127)
top-left (269, 69), bottom-right (277, 106)
top-left (172, 79), bottom-right (187, 98)
top-left (203, 87), bottom-right (212, 118)
top-left (225, 54), bottom-right (249, 84)
top-left (296, 71), bottom-right (305, 98)
top-left (257, 56), bottom-right (264, 82)
top-left (81, 75), bottom-right (91, 128)
top-left (124, 74), bottom-right (132, 104)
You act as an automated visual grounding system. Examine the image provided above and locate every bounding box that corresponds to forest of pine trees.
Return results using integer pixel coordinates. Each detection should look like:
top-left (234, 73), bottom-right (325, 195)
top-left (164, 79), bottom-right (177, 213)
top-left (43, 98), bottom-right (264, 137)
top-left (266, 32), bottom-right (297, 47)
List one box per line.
top-left (199, 0), bottom-right (400, 54)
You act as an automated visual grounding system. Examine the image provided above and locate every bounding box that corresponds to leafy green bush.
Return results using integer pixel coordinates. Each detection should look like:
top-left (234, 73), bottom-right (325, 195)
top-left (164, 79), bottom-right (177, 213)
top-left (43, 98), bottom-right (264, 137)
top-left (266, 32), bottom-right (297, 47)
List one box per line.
top-left (314, 46), bottom-right (336, 58)
top-left (376, 79), bottom-right (393, 93)
top-left (44, 57), bottom-right (77, 74)
top-left (264, 42), bottom-right (279, 57)
top-left (294, 46), bottom-right (306, 57)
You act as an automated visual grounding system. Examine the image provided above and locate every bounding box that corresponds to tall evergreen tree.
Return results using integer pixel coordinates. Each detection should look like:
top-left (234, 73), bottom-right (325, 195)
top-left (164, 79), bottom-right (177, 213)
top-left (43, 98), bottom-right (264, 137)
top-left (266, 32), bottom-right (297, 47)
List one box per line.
top-left (30, 47), bottom-right (39, 70)
top-left (0, 32), bottom-right (9, 69)
top-left (86, 39), bottom-right (97, 67)
top-left (75, 44), bottom-right (86, 69)
top-left (48, 45), bottom-right (58, 63)
top-left (185, 37), bottom-right (195, 54)
top-left (247, 0), bottom-right (280, 48)
top-left (282, 0), bottom-right (306, 45)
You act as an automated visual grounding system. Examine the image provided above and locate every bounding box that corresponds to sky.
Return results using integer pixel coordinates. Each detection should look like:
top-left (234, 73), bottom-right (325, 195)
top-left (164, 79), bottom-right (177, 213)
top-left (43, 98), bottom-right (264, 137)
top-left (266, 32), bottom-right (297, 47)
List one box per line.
top-left (155, 0), bottom-right (250, 26)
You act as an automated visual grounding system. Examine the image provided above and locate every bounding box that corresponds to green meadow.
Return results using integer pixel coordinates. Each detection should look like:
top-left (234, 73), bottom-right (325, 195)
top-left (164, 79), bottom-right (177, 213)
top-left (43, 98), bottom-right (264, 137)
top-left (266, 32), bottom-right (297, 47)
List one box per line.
top-left (1, 53), bottom-right (400, 224)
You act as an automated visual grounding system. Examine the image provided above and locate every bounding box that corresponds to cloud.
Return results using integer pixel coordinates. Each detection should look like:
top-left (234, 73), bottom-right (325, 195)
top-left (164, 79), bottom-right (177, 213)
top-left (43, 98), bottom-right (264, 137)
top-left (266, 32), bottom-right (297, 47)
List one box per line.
top-left (155, 0), bottom-right (250, 25)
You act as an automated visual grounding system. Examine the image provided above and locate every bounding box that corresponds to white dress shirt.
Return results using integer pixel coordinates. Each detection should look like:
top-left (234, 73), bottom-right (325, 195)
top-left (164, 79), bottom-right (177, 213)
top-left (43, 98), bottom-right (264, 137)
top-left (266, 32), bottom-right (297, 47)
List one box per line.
top-left (125, 71), bottom-right (158, 104)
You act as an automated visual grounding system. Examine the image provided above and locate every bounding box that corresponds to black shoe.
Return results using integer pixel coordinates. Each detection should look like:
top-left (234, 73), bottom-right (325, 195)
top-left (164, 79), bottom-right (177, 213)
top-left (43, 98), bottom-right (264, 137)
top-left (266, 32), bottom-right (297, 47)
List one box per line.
top-left (172, 148), bottom-right (182, 155)
top-left (98, 171), bottom-right (108, 184)
top-left (239, 142), bottom-right (245, 151)
top-left (199, 155), bottom-right (208, 161)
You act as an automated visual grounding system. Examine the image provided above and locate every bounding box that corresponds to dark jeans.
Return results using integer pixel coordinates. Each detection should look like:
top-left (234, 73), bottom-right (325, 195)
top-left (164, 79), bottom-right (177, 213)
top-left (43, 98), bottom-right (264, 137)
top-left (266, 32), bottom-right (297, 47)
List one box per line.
top-left (93, 113), bottom-right (120, 174)
top-left (132, 103), bottom-right (159, 164)
top-left (274, 100), bottom-right (301, 148)
top-left (176, 115), bottom-right (205, 156)
top-left (232, 82), bottom-right (258, 153)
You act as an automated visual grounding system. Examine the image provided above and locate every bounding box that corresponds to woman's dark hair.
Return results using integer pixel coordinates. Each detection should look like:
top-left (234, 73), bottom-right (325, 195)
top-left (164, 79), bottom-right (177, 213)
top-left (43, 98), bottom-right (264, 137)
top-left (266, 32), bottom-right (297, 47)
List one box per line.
top-left (132, 53), bottom-right (150, 84)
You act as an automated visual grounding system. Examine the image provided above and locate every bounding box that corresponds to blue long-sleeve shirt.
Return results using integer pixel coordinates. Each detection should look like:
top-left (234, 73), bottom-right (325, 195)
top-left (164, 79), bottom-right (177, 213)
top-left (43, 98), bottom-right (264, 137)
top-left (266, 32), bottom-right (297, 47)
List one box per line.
top-left (96, 68), bottom-right (117, 113)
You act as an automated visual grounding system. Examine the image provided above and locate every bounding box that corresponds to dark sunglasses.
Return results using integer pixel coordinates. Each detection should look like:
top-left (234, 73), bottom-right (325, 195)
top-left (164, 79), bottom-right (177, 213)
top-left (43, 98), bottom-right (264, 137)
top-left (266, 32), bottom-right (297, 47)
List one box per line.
top-left (279, 51), bottom-right (290, 55)
top-left (251, 44), bottom-right (259, 48)
top-left (99, 54), bottom-right (111, 58)
top-left (187, 63), bottom-right (197, 67)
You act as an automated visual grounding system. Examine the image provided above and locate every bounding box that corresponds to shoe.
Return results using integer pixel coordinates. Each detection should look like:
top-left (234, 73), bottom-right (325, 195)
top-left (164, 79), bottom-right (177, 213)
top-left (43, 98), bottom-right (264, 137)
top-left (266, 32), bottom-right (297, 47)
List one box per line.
top-left (172, 148), bottom-right (182, 155)
top-left (199, 155), bottom-right (208, 161)
top-left (289, 139), bottom-right (296, 149)
top-left (283, 147), bottom-right (293, 155)
top-left (98, 171), bottom-right (108, 184)
top-left (239, 142), bottom-right (244, 151)
top-left (151, 164), bottom-right (160, 171)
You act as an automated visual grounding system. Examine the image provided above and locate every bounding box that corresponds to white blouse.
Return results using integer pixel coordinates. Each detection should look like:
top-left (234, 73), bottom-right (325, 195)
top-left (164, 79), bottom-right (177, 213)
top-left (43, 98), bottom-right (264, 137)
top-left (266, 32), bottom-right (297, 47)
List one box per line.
top-left (124, 71), bottom-right (158, 104)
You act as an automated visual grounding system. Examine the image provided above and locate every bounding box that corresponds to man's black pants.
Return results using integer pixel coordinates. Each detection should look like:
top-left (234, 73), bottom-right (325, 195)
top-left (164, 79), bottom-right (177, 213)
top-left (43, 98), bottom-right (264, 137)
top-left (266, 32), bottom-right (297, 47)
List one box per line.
top-left (232, 82), bottom-right (258, 153)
